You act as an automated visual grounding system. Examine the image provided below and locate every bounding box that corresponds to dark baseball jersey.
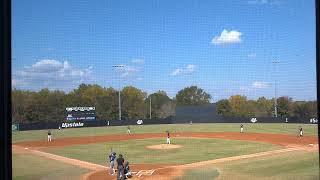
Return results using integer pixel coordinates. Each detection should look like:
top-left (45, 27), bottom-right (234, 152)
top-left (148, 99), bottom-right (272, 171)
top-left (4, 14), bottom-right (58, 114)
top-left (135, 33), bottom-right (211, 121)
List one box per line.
top-left (116, 157), bottom-right (124, 167)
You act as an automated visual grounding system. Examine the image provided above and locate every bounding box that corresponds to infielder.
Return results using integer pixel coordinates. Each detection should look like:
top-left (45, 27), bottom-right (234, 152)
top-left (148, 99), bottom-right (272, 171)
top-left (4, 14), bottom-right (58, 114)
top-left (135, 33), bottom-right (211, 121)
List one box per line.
top-left (240, 124), bottom-right (244, 133)
top-left (109, 152), bottom-right (116, 175)
top-left (299, 127), bottom-right (303, 137)
top-left (127, 126), bottom-right (131, 135)
top-left (166, 131), bottom-right (171, 144)
top-left (47, 130), bottom-right (52, 142)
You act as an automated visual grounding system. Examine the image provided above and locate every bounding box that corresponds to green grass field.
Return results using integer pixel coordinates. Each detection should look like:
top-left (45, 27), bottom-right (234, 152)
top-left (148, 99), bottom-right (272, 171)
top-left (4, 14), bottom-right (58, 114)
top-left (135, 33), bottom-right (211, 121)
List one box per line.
top-left (13, 153), bottom-right (90, 180)
top-left (12, 123), bottom-right (318, 143)
top-left (12, 123), bottom-right (319, 180)
top-left (45, 138), bottom-right (280, 165)
top-left (220, 151), bottom-right (319, 180)
top-left (177, 151), bottom-right (319, 180)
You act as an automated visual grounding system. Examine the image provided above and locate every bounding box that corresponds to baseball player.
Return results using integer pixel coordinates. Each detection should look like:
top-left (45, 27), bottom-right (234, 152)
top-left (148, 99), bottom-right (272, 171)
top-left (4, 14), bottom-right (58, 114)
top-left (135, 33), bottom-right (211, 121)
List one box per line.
top-left (166, 131), bottom-right (171, 144)
top-left (116, 154), bottom-right (125, 180)
top-left (299, 126), bottom-right (303, 137)
top-left (124, 161), bottom-right (132, 179)
top-left (240, 124), bottom-right (244, 133)
top-left (47, 130), bottom-right (52, 142)
top-left (127, 126), bottom-right (131, 135)
top-left (109, 152), bottom-right (116, 175)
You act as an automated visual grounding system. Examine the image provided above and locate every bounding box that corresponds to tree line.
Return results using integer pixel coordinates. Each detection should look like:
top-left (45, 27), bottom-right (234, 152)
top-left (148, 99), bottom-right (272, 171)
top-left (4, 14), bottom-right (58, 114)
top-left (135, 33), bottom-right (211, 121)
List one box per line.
top-left (12, 84), bottom-right (317, 123)
top-left (216, 95), bottom-right (317, 118)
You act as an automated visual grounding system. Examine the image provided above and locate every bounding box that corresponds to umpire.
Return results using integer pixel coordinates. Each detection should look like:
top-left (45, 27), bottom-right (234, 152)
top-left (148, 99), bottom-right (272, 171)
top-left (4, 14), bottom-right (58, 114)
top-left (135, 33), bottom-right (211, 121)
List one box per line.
top-left (116, 154), bottom-right (125, 180)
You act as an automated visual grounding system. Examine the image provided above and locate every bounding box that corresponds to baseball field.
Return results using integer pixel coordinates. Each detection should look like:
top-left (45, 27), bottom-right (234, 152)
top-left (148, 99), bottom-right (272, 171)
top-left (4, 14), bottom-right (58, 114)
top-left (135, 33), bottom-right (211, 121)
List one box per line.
top-left (12, 123), bottom-right (319, 180)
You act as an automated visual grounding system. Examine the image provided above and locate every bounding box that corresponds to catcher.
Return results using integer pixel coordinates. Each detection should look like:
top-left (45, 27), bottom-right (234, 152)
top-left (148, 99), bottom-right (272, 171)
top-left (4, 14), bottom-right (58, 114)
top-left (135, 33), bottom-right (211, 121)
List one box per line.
top-left (124, 161), bottom-right (132, 179)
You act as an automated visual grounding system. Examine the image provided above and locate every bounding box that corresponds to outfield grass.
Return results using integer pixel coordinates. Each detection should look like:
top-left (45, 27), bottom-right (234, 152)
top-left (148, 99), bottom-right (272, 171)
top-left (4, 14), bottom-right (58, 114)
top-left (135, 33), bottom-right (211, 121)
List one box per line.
top-left (12, 153), bottom-right (90, 180)
top-left (45, 138), bottom-right (280, 165)
top-left (12, 123), bottom-right (318, 143)
top-left (215, 151), bottom-right (319, 180)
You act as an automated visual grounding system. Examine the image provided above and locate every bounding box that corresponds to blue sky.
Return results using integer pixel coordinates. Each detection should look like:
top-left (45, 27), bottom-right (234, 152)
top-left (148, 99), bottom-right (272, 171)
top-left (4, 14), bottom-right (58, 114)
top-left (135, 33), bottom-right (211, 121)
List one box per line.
top-left (12, 0), bottom-right (316, 101)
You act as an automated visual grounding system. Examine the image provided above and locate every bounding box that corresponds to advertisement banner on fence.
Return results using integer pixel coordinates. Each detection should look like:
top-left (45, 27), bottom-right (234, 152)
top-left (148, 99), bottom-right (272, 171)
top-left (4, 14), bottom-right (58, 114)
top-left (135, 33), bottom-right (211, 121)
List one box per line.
top-left (61, 122), bottom-right (84, 128)
top-left (12, 123), bottom-right (19, 131)
top-left (309, 118), bottom-right (318, 124)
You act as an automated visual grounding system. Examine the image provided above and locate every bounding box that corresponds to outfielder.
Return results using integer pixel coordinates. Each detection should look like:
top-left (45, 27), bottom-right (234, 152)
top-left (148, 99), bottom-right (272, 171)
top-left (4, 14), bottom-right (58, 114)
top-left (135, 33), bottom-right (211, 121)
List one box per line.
top-left (240, 124), bottom-right (244, 133)
top-left (166, 131), bottom-right (171, 144)
top-left (47, 130), bottom-right (52, 142)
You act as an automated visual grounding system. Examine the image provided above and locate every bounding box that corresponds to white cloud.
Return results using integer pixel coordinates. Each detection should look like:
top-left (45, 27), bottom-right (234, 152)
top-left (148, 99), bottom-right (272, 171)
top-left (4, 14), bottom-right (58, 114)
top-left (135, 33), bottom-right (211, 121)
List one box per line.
top-left (131, 59), bottom-right (144, 64)
top-left (248, 53), bottom-right (257, 58)
top-left (212, 29), bottom-right (242, 45)
top-left (252, 81), bottom-right (269, 89)
top-left (171, 64), bottom-right (196, 76)
top-left (13, 59), bottom-right (93, 91)
top-left (117, 66), bottom-right (139, 78)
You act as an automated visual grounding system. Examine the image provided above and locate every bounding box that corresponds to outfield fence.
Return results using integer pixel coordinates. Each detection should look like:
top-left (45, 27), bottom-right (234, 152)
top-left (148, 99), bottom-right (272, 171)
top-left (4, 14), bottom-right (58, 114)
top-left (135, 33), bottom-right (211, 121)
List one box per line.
top-left (14, 115), bottom-right (317, 131)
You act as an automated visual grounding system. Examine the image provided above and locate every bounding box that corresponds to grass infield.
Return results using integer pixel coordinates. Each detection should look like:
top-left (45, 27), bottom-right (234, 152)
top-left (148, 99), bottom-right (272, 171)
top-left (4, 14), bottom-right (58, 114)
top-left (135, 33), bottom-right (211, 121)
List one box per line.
top-left (45, 138), bottom-right (280, 165)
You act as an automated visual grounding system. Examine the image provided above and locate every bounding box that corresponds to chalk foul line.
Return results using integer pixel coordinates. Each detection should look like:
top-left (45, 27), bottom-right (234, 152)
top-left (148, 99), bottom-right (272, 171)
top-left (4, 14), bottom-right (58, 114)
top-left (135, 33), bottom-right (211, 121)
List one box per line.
top-left (13, 145), bottom-right (107, 171)
top-left (13, 145), bottom-right (309, 179)
top-left (154, 147), bottom-right (301, 171)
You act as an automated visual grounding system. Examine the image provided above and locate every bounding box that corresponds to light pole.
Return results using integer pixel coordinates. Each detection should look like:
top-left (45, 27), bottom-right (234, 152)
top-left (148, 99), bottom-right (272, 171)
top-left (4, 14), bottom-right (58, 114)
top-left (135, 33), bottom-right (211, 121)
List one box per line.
top-left (112, 65), bottom-right (125, 120)
top-left (272, 60), bottom-right (279, 118)
top-left (149, 96), bottom-right (152, 119)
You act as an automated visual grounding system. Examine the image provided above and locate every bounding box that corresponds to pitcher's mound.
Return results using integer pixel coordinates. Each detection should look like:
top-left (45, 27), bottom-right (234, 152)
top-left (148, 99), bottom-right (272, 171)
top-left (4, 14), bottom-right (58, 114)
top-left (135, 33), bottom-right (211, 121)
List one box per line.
top-left (146, 144), bottom-right (182, 150)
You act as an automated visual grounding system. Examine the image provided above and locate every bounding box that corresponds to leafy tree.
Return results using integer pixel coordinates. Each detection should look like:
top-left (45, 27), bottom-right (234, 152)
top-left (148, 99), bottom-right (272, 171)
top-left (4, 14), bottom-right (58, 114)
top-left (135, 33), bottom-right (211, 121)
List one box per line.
top-left (176, 86), bottom-right (211, 106)
top-left (255, 97), bottom-right (273, 117)
top-left (11, 84), bottom-right (317, 123)
top-left (95, 87), bottom-right (118, 120)
top-left (146, 90), bottom-right (173, 118)
top-left (291, 101), bottom-right (317, 118)
top-left (215, 99), bottom-right (231, 116)
top-left (228, 95), bottom-right (253, 117)
top-left (277, 96), bottom-right (292, 117)
top-left (121, 86), bottom-right (147, 119)
top-left (12, 89), bottom-right (32, 123)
